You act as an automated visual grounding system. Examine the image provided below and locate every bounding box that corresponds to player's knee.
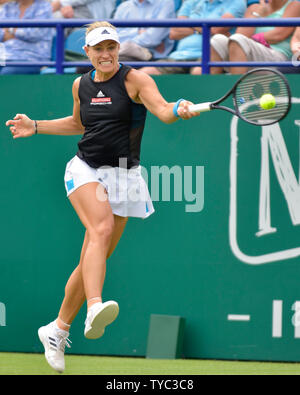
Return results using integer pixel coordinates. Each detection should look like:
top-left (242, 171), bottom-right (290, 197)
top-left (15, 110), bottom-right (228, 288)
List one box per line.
top-left (88, 219), bottom-right (114, 244)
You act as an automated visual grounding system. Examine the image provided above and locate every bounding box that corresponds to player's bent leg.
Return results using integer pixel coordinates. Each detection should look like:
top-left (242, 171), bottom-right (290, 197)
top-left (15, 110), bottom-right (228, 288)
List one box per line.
top-left (38, 196), bottom-right (129, 370)
top-left (83, 215), bottom-right (128, 339)
top-left (57, 231), bottom-right (89, 329)
top-left (68, 182), bottom-right (114, 302)
top-left (68, 183), bottom-right (127, 339)
top-left (57, 215), bottom-right (127, 328)
top-left (107, 215), bottom-right (128, 258)
top-left (53, 215), bottom-right (128, 341)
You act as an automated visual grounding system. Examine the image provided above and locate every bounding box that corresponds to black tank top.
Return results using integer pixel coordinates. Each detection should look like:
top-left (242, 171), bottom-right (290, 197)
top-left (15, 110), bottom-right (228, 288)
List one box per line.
top-left (77, 65), bottom-right (147, 169)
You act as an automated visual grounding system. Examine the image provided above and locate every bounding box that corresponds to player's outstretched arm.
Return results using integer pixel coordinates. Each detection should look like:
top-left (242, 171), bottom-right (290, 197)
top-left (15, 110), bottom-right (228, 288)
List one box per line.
top-left (127, 69), bottom-right (200, 124)
top-left (5, 77), bottom-right (84, 138)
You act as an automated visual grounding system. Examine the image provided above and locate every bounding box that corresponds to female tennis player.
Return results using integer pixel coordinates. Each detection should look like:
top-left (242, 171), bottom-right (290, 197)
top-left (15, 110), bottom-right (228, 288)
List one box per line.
top-left (6, 21), bottom-right (199, 373)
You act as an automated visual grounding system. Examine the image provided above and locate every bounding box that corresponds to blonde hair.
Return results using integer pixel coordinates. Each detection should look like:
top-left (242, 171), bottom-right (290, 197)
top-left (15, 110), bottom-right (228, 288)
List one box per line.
top-left (85, 21), bottom-right (117, 37)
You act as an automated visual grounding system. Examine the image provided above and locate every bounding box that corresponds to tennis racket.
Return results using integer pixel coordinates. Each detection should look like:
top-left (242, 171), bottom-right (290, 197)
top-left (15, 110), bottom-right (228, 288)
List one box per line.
top-left (188, 68), bottom-right (291, 126)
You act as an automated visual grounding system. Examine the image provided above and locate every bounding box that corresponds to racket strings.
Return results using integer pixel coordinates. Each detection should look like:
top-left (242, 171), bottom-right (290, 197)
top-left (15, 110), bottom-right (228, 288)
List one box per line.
top-left (234, 71), bottom-right (290, 125)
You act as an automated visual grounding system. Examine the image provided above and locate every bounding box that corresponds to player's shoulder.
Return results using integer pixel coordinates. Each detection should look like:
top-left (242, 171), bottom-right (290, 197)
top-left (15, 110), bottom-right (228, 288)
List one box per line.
top-left (73, 76), bottom-right (82, 88)
top-left (72, 76), bottom-right (82, 98)
top-left (126, 67), bottom-right (155, 87)
top-left (125, 68), bottom-right (158, 103)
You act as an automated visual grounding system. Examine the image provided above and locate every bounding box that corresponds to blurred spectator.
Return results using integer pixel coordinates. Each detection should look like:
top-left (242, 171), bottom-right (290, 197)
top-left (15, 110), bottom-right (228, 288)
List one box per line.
top-left (210, 0), bottom-right (300, 74)
top-left (113, 0), bottom-right (176, 61)
top-left (277, 25), bottom-right (300, 73)
top-left (51, 0), bottom-right (116, 20)
top-left (291, 25), bottom-right (300, 60)
top-left (0, 0), bottom-right (52, 74)
top-left (288, 24), bottom-right (300, 73)
top-left (140, 0), bottom-right (246, 75)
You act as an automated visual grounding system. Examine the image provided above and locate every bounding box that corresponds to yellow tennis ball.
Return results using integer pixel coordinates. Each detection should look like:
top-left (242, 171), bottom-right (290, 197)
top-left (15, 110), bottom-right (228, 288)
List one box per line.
top-left (260, 94), bottom-right (276, 110)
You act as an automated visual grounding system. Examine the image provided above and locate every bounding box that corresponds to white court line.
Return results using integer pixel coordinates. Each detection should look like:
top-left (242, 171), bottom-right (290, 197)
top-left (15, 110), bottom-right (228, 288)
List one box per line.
top-left (227, 314), bottom-right (251, 321)
top-left (272, 300), bottom-right (282, 338)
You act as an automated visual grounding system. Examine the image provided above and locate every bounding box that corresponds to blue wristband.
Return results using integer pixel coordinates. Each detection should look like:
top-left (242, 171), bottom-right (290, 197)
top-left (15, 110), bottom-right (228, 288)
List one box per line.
top-left (173, 98), bottom-right (185, 118)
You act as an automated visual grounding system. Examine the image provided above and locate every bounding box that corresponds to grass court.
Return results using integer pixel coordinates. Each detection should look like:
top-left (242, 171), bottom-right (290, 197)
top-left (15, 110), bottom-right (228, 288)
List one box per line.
top-left (0, 352), bottom-right (300, 375)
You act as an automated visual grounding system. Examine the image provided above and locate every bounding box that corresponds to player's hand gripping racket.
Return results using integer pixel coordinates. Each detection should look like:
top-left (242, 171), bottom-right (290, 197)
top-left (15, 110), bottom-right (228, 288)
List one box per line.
top-left (188, 68), bottom-right (291, 126)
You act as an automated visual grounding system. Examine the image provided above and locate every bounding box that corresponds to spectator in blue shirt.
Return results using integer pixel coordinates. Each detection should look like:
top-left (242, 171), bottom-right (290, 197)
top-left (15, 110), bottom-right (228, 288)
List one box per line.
top-left (140, 0), bottom-right (246, 75)
top-left (51, 0), bottom-right (117, 39)
top-left (113, 0), bottom-right (176, 61)
top-left (0, 0), bottom-right (52, 74)
top-left (51, 0), bottom-right (116, 22)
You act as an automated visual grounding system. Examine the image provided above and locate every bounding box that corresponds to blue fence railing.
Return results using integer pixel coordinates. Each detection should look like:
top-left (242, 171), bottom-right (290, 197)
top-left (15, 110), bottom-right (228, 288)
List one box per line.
top-left (0, 18), bottom-right (300, 74)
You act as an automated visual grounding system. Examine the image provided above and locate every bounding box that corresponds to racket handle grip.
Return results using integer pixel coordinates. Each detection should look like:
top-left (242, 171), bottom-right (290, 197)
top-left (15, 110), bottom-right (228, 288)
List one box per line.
top-left (188, 102), bottom-right (212, 113)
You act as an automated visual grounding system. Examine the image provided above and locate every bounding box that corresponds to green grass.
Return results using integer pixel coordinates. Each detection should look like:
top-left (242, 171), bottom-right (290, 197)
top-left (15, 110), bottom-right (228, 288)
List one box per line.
top-left (1, 352), bottom-right (300, 375)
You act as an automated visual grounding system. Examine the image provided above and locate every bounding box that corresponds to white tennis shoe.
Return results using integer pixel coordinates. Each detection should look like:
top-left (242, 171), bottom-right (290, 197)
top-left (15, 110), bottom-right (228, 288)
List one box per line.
top-left (38, 321), bottom-right (71, 373)
top-left (84, 301), bottom-right (119, 339)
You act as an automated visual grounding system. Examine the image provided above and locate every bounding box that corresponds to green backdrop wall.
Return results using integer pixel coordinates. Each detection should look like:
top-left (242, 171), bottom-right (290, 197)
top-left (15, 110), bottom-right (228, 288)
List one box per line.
top-left (0, 74), bottom-right (300, 362)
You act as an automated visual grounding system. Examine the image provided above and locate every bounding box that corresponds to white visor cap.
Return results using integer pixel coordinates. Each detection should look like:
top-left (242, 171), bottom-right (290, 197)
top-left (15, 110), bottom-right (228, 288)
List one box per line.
top-left (85, 27), bottom-right (120, 47)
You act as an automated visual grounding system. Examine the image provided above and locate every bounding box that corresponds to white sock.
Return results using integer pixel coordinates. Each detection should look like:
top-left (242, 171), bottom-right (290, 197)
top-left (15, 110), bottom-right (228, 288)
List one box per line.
top-left (54, 319), bottom-right (70, 334)
top-left (87, 297), bottom-right (102, 304)
top-left (87, 297), bottom-right (102, 311)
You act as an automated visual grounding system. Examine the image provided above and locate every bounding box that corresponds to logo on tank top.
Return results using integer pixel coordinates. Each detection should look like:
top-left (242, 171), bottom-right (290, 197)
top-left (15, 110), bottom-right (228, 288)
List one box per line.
top-left (91, 90), bottom-right (112, 105)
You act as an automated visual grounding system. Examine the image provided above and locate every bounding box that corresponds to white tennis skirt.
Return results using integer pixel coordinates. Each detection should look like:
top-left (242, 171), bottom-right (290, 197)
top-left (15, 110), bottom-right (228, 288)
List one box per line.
top-left (64, 155), bottom-right (155, 219)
